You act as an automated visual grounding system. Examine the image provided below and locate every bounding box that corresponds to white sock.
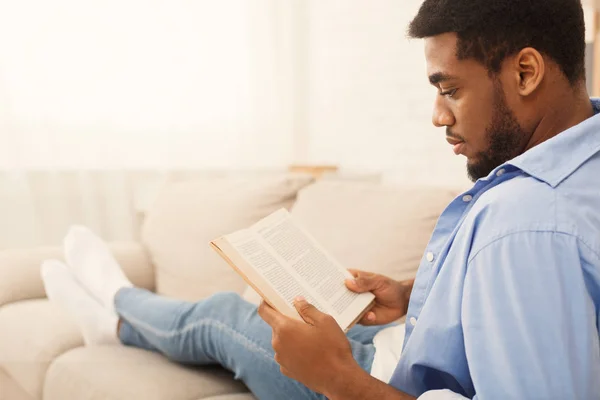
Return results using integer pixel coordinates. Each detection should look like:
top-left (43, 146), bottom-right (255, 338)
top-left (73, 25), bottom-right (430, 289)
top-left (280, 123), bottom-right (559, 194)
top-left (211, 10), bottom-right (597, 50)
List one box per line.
top-left (41, 260), bottom-right (120, 346)
top-left (63, 225), bottom-right (133, 313)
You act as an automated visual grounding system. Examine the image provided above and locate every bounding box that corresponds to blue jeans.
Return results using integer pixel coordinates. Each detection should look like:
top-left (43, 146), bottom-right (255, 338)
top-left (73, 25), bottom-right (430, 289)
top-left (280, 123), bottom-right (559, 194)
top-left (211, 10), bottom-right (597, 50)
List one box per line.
top-left (115, 287), bottom-right (386, 400)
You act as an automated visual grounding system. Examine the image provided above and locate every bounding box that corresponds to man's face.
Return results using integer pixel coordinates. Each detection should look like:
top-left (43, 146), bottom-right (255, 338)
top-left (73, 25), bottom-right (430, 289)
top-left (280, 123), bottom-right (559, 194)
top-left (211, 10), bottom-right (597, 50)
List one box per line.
top-left (424, 33), bottom-right (529, 181)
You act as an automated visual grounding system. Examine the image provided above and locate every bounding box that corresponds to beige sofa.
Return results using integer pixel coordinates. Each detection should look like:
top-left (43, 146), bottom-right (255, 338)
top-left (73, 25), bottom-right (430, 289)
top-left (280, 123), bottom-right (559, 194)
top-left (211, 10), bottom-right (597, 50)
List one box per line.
top-left (0, 173), bottom-right (460, 400)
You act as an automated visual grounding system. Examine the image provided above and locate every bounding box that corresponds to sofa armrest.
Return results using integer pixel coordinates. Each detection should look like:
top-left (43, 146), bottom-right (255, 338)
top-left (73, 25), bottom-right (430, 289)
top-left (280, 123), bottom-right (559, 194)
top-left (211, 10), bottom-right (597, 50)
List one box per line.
top-left (0, 246), bottom-right (62, 307)
top-left (0, 242), bottom-right (155, 307)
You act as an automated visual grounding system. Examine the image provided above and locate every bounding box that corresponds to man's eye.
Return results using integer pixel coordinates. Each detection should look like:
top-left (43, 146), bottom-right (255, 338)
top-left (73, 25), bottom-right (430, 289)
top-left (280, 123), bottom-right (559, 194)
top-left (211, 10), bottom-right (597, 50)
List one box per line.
top-left (440, 89), bottom-right (458, 98)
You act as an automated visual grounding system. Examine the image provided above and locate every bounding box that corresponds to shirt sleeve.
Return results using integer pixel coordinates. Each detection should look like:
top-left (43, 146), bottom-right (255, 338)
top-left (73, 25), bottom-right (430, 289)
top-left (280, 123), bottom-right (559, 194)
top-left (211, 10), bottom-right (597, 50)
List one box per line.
top-left (462, 231), bottom-right (600, 399)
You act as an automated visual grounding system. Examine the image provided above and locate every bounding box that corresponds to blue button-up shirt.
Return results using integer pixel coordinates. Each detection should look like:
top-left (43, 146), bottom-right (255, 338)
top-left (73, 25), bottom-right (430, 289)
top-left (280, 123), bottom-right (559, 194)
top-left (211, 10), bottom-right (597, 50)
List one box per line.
top-left (389, 100), bottom-right (600, 399)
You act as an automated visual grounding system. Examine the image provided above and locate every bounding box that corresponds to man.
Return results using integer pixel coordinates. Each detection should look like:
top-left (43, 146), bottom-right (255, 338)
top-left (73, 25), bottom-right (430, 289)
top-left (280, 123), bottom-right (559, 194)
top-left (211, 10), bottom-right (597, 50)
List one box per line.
top-left (41, 0), bottom-right (600, 398)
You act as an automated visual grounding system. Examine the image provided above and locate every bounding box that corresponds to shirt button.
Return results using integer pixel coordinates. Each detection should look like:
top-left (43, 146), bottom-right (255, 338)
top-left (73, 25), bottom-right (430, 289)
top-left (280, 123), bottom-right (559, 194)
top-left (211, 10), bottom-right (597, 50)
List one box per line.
top-left (462, 195), bottom-right (473, 202)
top-left (496, 169), bottom-right (506, 177)
top-left (426, 252), bottom-right (435, 262)
top-left (410, 317), bottom-right (417, 326)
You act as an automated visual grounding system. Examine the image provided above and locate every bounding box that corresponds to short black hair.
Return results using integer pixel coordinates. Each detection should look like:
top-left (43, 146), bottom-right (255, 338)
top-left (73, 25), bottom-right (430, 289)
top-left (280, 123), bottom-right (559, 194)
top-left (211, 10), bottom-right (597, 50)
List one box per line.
top-left (408, 0), bottom-right (586, 84)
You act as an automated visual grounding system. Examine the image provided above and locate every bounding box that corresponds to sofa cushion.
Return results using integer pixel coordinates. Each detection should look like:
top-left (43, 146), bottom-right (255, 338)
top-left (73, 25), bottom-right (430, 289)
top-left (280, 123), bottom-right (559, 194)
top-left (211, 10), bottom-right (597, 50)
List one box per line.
top-left (290, 181), bottom-right (459, 281)
top-left (141, 174), bottom-right (313, 301)
top-left (0, 247), bottom-right (63, 308)
top-left (0, 299), bottom-right (83, 399)
top-left (44, 346), bottom-right (249, 400)
top-left (0, 367), bottom-right (34, 400)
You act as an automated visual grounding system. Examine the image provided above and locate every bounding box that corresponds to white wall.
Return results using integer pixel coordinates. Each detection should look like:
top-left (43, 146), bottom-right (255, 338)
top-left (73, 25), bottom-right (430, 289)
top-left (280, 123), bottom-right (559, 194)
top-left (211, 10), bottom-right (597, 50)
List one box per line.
top-left (585, 6), bottom-right (596, 43)
top-left (0, 0), bottom-right (472, 187)
top-left (0, 0), bottom-right (293, 170)
top-left (299, 0), bottom-right (470, 188)
top-left (0, 1), bottom-right (593, 186)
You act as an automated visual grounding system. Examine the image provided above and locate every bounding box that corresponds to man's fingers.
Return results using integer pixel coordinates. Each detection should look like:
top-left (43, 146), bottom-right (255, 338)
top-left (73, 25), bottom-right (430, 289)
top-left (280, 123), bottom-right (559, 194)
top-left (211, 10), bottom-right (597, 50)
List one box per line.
top-left (279, 365), bottom-right (292, 378)
top-left (346, 269), bottom-right (368, 293)
top-left (345, 277), bottom-right (367, 293)
top-left (358, 311), bottom-right (378, 326)
top-left (345, 271), bottom-right (382, 293)
top-left (347, 269), bottom-right (361, 278)
top-left (293, 296), bottom-right (326, 325)
top-left (258, 301), bottom-right (283, 328)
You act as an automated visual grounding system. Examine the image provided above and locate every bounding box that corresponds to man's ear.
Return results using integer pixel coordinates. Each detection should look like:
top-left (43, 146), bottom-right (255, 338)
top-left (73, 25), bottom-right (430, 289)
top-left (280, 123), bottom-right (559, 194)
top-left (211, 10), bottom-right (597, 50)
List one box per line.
top-left (514, 47), bottom-right (545, 97)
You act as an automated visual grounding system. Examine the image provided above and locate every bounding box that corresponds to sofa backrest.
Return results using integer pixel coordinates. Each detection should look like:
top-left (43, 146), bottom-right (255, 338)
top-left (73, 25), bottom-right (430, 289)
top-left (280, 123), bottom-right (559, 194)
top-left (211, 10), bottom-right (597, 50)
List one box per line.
top-left (141, 173), bottom-right (314, 300)
top-left (289, 181), bottom-right (460, 282)
top-left (142, 174), bottom-right (464, 302)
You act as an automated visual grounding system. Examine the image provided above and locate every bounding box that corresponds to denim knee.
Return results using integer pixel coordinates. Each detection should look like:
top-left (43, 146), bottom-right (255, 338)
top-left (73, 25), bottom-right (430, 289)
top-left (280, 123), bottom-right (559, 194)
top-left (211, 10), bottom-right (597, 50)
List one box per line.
top-left (206, 291), bottom-right (243, 305)
top-left (201, 291), bottom-right (254, 315)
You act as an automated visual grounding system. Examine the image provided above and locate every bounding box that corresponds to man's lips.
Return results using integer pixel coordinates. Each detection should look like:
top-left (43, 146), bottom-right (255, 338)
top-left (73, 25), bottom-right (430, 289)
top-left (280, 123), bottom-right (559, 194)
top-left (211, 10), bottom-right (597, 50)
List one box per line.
top-left (446, 137), bottom-right (466, 155)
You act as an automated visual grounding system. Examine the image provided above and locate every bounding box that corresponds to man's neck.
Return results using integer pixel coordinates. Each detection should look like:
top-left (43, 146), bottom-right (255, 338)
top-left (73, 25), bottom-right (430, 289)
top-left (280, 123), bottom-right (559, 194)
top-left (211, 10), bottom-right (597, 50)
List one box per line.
top-left (525, 85), bottom-right (594, 151)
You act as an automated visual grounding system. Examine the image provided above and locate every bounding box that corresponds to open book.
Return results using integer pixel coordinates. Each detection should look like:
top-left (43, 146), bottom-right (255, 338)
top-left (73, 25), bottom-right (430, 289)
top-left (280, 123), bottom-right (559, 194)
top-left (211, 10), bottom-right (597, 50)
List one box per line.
top-left (210, 209), bottom-right (375, 331)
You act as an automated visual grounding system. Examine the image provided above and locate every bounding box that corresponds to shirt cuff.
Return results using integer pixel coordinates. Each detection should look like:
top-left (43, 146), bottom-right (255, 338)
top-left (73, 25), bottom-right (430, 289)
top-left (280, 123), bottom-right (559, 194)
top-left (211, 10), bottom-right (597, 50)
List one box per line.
top-left (418, 389), bottom-right (469, 400)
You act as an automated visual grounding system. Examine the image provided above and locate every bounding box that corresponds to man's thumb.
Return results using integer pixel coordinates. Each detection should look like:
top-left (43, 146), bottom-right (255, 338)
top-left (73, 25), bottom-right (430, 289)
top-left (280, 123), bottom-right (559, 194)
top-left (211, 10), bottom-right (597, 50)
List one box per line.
top-left (293, 296), bottom-right (321, 325)
top-left (346, 274), bottom-right (378, 293)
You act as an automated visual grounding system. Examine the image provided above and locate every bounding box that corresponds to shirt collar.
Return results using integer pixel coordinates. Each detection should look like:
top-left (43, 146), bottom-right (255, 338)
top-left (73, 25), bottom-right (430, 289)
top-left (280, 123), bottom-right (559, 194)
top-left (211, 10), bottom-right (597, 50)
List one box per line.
top-left (504, 98), bottom-right (600, 188)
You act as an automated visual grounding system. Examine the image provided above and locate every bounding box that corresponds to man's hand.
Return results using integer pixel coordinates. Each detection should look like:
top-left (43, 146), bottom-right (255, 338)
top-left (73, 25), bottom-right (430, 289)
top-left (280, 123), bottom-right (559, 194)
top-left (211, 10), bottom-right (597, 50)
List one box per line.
top-left (257, 297), bottom-right (361, 396)
top-left (345, 270), bottom-right (414, 325)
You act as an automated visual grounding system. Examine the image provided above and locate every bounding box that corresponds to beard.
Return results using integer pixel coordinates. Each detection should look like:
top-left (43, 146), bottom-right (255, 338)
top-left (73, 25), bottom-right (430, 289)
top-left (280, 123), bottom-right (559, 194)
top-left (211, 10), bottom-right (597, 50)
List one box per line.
top-left (465, 84), bottom-right (528, 182)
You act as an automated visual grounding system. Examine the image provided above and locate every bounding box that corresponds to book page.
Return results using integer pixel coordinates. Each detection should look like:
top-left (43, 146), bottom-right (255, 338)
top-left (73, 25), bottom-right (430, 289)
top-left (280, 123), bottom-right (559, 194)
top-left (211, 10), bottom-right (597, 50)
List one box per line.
top-left (226, 230), bottom-right (325, 313)
top-left (247, 209), bottom-right (375, 329)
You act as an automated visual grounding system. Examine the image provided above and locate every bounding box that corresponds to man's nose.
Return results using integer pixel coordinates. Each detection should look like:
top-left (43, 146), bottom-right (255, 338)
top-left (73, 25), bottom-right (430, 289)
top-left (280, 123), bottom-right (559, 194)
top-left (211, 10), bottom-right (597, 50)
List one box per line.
top-left (432, 99), bottom-right (455, 128)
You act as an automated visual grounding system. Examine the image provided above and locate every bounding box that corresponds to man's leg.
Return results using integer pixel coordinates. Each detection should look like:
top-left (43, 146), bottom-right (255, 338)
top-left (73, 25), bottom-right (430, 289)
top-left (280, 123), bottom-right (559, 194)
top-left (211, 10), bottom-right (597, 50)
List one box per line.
top-left (59, 226), bottom-right (387, 399)
top-left (115, 287), bottom-right (380, 400)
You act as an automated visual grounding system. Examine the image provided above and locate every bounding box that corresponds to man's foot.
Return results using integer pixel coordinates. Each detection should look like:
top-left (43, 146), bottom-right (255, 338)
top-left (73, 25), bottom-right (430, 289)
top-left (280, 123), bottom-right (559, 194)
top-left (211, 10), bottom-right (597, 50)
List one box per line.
top-left (41, 260), bottom-right (120, 346)
top-left (63, 225), bottom-right (133, 313)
